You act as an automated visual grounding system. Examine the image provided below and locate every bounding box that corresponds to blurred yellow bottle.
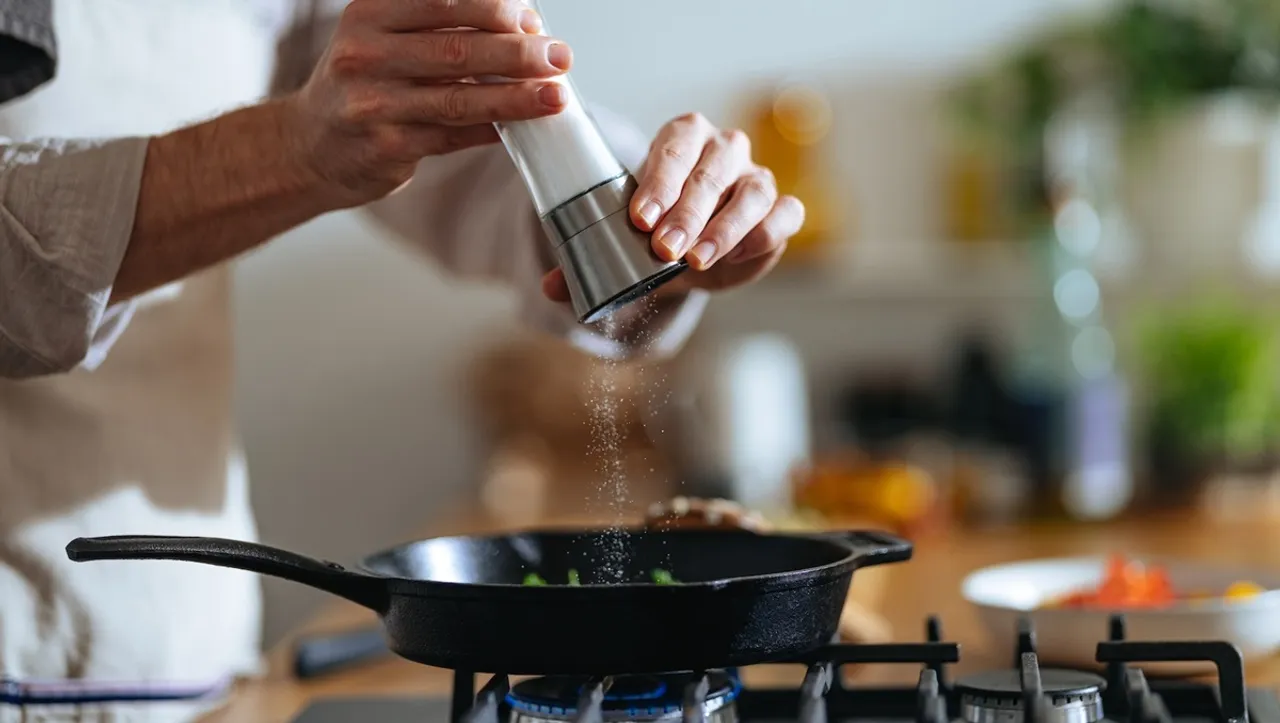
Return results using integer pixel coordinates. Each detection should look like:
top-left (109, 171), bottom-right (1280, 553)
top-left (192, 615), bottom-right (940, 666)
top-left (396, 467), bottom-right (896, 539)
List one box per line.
top-left (942, 126), bottom-right (1005, 243)
top-left (745, 84), bottom-right (842, 265)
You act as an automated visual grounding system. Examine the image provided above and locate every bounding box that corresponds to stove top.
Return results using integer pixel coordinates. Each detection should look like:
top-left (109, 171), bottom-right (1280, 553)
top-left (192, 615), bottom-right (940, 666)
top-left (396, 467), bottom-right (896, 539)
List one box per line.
top-left (290, 614), bottom-right (1278, 723)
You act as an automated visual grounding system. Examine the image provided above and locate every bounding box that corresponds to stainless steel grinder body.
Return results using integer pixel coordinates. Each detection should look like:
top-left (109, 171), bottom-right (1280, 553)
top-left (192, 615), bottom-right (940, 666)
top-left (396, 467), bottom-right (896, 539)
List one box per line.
top-left (541, 174), bottom-right (688, 324)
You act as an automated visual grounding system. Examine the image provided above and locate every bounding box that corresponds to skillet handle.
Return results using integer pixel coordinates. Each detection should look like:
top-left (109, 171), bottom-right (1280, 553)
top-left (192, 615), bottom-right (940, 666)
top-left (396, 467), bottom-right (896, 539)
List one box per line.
top-left (841, 530), bottom-right (913, 568)
top-left (66, 535), bottom-right (389, 613)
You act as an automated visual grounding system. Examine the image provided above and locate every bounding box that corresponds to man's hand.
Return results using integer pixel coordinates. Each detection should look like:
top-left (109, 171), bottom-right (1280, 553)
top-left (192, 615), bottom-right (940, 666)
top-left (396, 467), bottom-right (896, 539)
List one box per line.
top-left (285, 0), bottom-right (574, 205)
top-left (542, 113), bottom-right (804, 302)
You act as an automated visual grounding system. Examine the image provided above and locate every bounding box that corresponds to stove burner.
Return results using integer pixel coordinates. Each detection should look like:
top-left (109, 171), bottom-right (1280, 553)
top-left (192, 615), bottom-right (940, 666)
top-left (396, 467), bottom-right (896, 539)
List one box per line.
top-left (955, 669), bottom-right (1106, 723)
top-left (506, 673), bottom-right (740, 723)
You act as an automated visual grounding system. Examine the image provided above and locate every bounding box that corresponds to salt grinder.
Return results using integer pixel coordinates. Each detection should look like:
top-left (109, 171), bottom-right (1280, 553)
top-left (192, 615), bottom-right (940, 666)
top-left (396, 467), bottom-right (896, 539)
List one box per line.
top-left (491, 5), bottom-right (687, 324)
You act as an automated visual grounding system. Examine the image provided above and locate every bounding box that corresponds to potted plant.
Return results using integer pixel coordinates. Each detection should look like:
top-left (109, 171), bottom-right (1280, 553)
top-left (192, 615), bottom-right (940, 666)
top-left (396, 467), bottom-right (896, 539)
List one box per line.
top-left (1137, 300), bottom-right (1280, 502)
top-left (949, 0), bottom-right (1280, 241)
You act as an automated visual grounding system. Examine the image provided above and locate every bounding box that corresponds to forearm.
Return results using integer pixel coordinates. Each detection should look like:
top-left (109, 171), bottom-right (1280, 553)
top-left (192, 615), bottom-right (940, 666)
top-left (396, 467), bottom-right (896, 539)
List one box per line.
top-left (111, 99), bottom-right (345, 302)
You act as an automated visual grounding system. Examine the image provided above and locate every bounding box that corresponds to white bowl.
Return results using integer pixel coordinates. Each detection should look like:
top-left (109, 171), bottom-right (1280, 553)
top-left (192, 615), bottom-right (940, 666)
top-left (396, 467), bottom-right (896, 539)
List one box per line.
top-left (961, 557), bottom-right (1280, 675)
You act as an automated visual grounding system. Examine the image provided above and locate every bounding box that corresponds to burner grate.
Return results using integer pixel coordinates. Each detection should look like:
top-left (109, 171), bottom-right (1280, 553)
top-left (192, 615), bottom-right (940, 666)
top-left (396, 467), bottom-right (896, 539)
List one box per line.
top-left (451, 614), bottom-right (1255, 723)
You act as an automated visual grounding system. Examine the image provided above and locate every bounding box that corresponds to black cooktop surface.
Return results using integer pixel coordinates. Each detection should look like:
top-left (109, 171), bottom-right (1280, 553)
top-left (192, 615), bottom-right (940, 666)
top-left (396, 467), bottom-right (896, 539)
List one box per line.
top-left (289, 614), bottom-right (1279, 723)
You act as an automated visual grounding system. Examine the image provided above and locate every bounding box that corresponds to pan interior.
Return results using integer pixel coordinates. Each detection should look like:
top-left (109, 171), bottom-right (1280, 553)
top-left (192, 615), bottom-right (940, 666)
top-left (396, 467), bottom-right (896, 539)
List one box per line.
top-left (360, 529), bottom-right (851, 586)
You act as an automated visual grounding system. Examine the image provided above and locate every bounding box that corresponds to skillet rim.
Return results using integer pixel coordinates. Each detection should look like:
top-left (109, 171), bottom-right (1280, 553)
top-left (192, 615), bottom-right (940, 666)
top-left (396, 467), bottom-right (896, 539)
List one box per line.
top-left (353, 526), bottom-right (863, 595)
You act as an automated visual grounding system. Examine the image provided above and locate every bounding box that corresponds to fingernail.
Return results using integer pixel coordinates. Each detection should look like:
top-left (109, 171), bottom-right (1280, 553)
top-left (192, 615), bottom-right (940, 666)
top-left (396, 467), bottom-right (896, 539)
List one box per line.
top-left (637, 200), bottom-right (661, 228)
top-left (689, 241), bottom-right (717, 268)
top-left (538, 83), bottom-right (566, 108)
top-left (657, 228), bottom-right (687, 256)
top-left (520, 9), bottom-right (543, 34)
top-left (547, 42), bottom-right (573, 71)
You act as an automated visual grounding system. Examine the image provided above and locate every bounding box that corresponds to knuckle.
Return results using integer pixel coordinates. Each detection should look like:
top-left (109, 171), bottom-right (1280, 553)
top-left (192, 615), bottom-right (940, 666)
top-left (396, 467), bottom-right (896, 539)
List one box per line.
top-left (497, 0), bottom-right (527, 29)
top-left (517, 37), bottom-right (547, 71)
top-left (707, 133), bottom-right (731, 153)
top-left (436, 85), bottom-right (471, 122)
top-left (724, 128), bottom-right (751, 152)
top-left (438, 32), bottom-right (471, 70)
top-left (328, 38), bottom-right (376, 78)
top-left (742, 171), bottom-right (777, 202)
top-left (648, 177), bottom-right (683, 204)
top-left (671, 210), bottom-right (703, 231)
top-left (657, 143), bottom-right (691, 166)
top-left (673, 111), bottom-right (710, 131)
top-left (691, 167), bottom-right (728, 194)
top-left (339, 90), bottom-right (388, 124)
top-left (421, 0), bottom-right (462, 17)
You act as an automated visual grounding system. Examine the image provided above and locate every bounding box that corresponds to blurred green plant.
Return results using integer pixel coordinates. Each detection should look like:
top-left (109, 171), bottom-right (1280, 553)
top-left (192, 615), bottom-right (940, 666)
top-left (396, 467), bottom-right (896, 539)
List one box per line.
top-left (1138, 301), bottom-right (1280, 465)
top-left (950, 0), bottom-right (1280, 226)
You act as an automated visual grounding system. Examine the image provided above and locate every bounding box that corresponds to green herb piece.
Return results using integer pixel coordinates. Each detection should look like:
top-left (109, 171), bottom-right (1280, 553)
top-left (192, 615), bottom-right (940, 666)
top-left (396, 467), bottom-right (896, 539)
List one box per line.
top-left (523, 572), bottom-right (547, 586)
top-left (567, 569), bottom-right (581, 586)
top-left (651, 568), bottom-right (677, 585)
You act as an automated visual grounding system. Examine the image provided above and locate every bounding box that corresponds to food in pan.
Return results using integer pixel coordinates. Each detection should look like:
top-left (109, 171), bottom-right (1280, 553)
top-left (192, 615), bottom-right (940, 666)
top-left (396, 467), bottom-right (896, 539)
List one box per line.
top-left (520, 568), bottom-right (679, 586)
top-left (643, 496), bottom-right (895, 645)
top-left (650, 569), bottom-right (676, 585)
top-left (1040, 553), bottom-right (1266, 609)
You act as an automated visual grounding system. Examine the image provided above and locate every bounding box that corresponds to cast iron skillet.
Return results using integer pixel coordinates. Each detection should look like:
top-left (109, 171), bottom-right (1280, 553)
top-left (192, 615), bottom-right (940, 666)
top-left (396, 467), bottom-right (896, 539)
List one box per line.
top-left (66, 528), bottom-right (910, 675)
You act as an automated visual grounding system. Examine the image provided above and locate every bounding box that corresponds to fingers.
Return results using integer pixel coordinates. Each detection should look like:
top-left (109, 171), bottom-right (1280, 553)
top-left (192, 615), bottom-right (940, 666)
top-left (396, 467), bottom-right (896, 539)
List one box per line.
top-left (683, 168), bottom-right (780, 269)
top-left (416, 124), bottom-right (504, 155)
top-left (347, 0), bottom-right (541, 34)
top-left (346, 79), bottom-right (568, 126)
top-left (364, 31), bottom-right (572, 80)
top-left (725, 195), bottom-right (804, 265)
top-left (541, 268), bottom-right (571, 303)
top-left (649, 129), bottom-right (753, 265)
top-left (632, 113), bottom-right (718, 254)
top-left (372, 124), bottom-right (502, 163)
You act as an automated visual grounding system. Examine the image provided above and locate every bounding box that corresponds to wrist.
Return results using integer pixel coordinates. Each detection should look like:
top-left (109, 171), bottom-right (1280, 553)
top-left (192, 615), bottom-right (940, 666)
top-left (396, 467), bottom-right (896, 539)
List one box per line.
top-left (265, 95), bottom-right (369, 213)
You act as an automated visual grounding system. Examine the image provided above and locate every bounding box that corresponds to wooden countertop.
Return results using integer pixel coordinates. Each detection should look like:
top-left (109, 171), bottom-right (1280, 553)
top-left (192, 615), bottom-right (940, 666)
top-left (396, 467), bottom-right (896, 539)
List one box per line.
top-left (200, 509), bottom-right (1280, 723)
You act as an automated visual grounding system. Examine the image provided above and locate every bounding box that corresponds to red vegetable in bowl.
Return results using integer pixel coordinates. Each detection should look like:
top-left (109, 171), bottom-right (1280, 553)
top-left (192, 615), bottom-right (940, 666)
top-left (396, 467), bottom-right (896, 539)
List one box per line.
top-left (1048, 554), bottom-right (1175, 609)
top-left (1042, 553), bottom-right (1264, 610)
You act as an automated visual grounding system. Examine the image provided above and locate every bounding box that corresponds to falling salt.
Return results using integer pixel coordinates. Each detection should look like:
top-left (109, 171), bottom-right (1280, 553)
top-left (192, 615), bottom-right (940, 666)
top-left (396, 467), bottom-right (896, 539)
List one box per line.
top-left (584, 296), bottom-right (670, 582)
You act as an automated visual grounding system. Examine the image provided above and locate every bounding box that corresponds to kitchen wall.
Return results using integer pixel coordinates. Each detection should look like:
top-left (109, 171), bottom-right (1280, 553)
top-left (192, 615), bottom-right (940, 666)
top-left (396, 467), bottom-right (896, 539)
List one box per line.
top-left (234, 0), bottom-right (1114, 644)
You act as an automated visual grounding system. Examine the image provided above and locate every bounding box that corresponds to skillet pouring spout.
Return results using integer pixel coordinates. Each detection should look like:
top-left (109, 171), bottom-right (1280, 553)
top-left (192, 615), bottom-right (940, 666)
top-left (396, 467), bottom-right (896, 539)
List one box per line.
top-left (66, 535), bottom-right (390, 612)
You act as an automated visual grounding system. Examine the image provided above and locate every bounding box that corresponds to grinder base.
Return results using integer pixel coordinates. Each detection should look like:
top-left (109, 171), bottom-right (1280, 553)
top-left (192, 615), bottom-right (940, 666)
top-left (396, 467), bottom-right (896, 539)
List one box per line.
top-left (543, 175), bottom-right (688, 324)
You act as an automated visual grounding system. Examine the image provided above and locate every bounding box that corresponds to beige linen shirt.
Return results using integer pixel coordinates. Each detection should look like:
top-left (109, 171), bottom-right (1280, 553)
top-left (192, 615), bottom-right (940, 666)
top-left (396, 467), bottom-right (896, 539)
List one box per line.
top-left (0, 2), bottom-right (704, 721)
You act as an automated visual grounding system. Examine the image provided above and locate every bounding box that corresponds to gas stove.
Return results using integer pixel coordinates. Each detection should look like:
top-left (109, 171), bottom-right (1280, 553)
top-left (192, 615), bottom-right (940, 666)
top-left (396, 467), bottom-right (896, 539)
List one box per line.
top-left (289, 614), bottom-right (1279, 723)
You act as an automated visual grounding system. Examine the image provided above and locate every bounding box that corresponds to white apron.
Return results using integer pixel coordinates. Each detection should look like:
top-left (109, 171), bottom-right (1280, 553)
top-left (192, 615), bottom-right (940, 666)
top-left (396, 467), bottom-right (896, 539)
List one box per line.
top-left (0, 1), bottom-right (294, 720)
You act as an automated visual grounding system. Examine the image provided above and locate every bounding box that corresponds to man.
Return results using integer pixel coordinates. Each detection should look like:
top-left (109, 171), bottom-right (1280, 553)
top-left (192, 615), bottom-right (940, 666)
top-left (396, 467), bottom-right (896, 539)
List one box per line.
top-left (0, 1), bottom-right (803, 720)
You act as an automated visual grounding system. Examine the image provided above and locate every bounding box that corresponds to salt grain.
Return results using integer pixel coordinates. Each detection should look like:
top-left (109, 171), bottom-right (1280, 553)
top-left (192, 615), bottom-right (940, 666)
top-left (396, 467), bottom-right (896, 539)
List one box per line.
top-left (584, 298), bottom-right (674, 582)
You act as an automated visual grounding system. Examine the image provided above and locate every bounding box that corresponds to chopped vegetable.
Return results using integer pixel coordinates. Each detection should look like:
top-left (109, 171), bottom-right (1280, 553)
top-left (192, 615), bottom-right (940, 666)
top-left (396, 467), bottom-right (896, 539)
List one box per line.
top-left (1041, 553), bottom-right (1266, 609)
top-left (522, 568), bottom-right (680, 586)
top-left (651, 568), bottom-right (677, 585)
top-left (1225, 581), bottom-right (1265, 601)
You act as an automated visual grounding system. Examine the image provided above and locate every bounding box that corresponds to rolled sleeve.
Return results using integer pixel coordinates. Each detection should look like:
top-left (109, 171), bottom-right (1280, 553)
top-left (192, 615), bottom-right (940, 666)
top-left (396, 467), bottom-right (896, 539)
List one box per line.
top-left (0, 136), bottom-right (149, 378)
top-left (362, 105), bottom-right (706, 361)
